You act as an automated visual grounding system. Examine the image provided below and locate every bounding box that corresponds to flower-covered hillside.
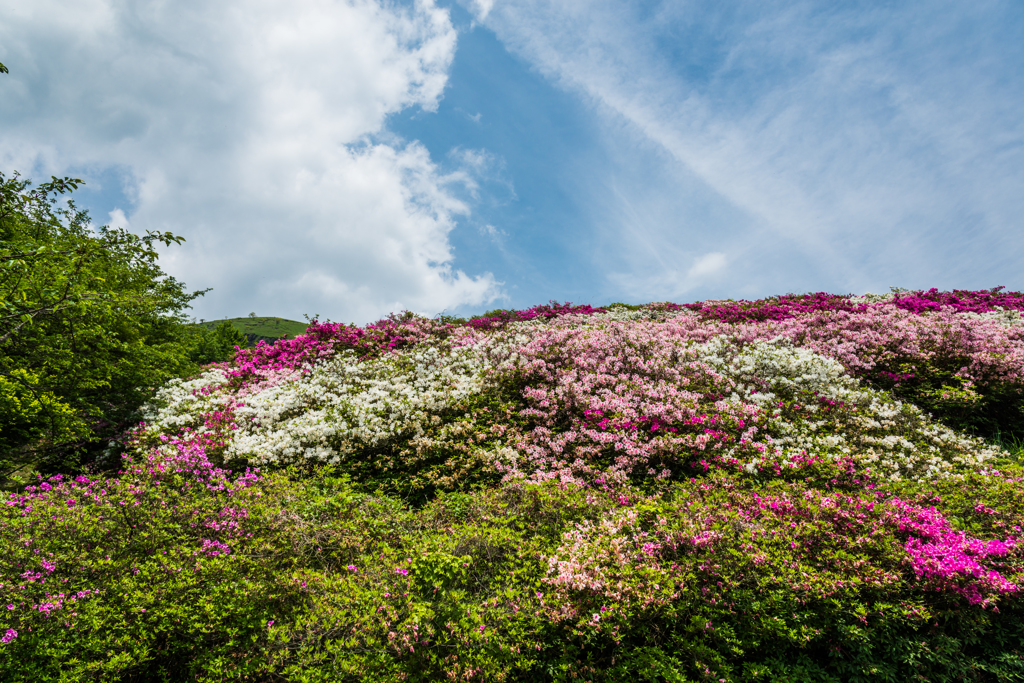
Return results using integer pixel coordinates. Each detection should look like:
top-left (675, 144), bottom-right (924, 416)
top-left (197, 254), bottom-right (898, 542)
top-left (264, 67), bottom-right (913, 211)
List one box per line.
top-left (139, 289), bottom-right (1021, 493)
top-left (4, 289), bottom-right (1024, 682)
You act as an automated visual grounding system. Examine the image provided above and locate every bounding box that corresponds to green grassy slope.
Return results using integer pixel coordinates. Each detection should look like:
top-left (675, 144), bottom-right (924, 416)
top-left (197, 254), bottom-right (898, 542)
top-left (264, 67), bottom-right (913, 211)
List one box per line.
top-left (195, 316), bottom-right (308, 343)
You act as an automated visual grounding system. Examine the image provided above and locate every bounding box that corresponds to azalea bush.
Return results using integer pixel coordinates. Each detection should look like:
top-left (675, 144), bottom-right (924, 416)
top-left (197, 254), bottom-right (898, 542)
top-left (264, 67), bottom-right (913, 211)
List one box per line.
top-left (3, 289), bottom-right (1024, 681)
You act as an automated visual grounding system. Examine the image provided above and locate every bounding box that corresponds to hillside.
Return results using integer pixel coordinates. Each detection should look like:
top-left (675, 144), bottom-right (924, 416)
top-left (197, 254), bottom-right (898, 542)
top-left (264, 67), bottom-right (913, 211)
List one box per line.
top-left (195, 316), bottom-right (308, 345)
top-left (5, 290), bottom-right (1024, 681)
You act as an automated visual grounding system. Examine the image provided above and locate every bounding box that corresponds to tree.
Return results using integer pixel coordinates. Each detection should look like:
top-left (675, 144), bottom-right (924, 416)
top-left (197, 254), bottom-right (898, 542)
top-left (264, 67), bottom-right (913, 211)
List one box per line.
top-left (184, 320), bottom-right (249, 366)
top-left (0, 171), bottom-right (207, 485)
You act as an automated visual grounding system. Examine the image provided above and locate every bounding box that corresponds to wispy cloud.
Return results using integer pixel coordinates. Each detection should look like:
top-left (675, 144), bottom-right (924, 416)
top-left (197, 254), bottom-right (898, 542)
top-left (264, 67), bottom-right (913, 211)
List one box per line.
top-left (471, 0), bottom-right (1024, 298)
top-left (4, 0), bottom-right (1019, 318)
top-left (466, 0), bottom-right (495, 22)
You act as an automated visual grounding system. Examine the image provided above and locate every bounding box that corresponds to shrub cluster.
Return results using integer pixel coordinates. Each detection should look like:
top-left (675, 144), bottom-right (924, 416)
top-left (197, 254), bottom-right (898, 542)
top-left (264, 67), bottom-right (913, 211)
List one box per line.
top-left (4, 289), bottom-right (1024, 681)
top-left (0, 172), bottom-right (239, 486)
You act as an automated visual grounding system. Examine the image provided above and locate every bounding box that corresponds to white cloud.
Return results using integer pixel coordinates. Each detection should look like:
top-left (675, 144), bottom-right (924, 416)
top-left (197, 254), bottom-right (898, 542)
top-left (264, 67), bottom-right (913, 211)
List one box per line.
top-left (480, 223), bottom-right (507, 243)
top-left (608, 249), bottom-right (729, 300)
top-left (688, 252), bottom-right (727, 281)
top-left (466, 0), bottom-right (496, 22)
top-left (106, 208), bottom-right (130, 231)
top-left (472, 0), bottom-right (1024, 297)
top-left (0, 0), bottom-right (500, 322)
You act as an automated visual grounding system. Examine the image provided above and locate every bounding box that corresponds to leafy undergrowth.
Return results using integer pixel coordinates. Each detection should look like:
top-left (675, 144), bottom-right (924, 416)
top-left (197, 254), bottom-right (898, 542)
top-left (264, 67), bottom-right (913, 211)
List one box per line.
top-left (4, 289), bottom-right (1024, 682)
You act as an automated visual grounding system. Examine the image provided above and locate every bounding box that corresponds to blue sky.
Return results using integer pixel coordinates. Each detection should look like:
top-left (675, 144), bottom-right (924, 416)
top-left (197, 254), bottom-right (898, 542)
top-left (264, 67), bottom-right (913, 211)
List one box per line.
top-left (1, 0), bottom-right (1022, 323)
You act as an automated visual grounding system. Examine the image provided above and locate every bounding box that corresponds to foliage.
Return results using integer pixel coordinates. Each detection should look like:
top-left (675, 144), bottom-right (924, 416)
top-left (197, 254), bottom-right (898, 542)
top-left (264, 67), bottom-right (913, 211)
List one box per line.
top-left (183, 321), bottom-right (250, 366)
top-left (3, 449), bottom-right (1024, 681)
top-left (4, 288), bottom-right (1024, 680)
top-left (0, 172), bottom-right (204, 484)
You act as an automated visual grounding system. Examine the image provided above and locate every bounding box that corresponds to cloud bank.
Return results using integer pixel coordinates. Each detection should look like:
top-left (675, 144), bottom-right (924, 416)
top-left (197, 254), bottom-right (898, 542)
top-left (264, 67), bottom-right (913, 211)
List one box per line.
top-left (0, 0), bottom-right (499, 322)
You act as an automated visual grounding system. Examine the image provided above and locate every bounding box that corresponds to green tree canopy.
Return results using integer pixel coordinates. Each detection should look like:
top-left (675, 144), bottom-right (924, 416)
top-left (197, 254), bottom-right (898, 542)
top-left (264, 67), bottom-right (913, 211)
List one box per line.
top-left (185, 319), bottom-right (249, 366)
top-left (0, 171), bottom-right (232, 485)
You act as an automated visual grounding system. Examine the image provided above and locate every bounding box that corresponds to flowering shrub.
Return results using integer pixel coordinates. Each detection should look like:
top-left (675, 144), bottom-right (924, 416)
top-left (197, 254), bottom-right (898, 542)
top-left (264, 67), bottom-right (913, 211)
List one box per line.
top-left (537, 474), bottom-right (1024, 680)
top-left (489, 330), bottom-right (1000, 484)
top-left (139, 309), bottom-right (1009, 490)
top-left (685, 286), bottom-right (1024, 322)
top-left (683, 291), bottom-right (869, 322)
top-left (4, 288), bottom-right (1024, 681)
top-left (465, 301), bottom-right (607, 330)
top-left (0, 440), bottom-right (304, 681)
top-left (543, 478), bottom-right (1022, 618)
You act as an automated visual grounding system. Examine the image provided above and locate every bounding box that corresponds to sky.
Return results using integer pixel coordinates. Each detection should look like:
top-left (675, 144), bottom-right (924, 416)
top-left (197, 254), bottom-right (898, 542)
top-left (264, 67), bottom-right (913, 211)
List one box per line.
top-left (1, 0), bottom-right (1022, 323)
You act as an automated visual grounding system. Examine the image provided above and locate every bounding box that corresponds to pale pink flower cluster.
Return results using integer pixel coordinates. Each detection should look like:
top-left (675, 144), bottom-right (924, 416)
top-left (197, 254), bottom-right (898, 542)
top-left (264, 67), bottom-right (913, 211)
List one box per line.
top-left (543, 487), bottom-right (1023, 618)
top-left (486, 319), bottom-right (1000, 482)
top-left (543, 507), bottom-right (680, 620)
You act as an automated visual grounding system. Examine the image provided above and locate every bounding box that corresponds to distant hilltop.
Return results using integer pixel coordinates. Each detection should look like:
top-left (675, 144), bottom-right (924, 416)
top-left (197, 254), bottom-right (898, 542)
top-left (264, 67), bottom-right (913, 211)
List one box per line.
top-left (194, 316), bottom-right (308, 346)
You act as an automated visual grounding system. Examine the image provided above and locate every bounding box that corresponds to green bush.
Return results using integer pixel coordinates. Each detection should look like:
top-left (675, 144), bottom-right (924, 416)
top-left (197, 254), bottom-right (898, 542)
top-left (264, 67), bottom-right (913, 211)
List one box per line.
top-left (4, 448), bottom-right (1024, 681)
top-left (0, 172), bottom-right (210, 485)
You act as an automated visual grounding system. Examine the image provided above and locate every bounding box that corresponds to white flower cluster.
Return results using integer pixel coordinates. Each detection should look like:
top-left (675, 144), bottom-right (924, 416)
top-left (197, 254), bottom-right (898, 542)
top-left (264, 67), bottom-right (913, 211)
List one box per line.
top-left (141, 368), bottom-right (229, 431)
top-left (693, 338), bottom-right (1001, 479)
top-left (848, 292), bottom-right (896, 304)
top-left (595, 305), bottom-right (685, 323)
top-left (957, 309), bottom-right (1024, 327)
top-left (697, 337), bottom-right (860, 404)
top-left (224, 344), bottom-right (492, 465)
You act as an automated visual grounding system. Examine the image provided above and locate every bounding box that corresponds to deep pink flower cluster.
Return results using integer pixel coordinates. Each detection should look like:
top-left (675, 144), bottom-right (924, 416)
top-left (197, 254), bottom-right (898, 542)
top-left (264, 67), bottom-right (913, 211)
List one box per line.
top-left (227, 316), bottom-right (460, 388)
top-left (886, 499), bottom-right (1019, 605)
top-left (683, 287), bottom-right (1024, 323)
top-left (683, 292), bottom-right (868, 322)
top-left (465, 302), bottom-right (606, 331)
top-left (890, 287), bottom-right (1024, 315)
top-left (545, 484), bottom-right (1023, 620)
top-left (742, 491), bottom-right (1022, 605)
